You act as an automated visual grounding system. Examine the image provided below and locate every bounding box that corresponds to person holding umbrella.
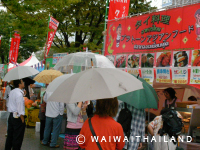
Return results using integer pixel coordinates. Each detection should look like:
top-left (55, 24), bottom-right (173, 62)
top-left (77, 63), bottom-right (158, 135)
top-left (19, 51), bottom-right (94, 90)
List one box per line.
top-left (5, 79), bottom-right (26, 150)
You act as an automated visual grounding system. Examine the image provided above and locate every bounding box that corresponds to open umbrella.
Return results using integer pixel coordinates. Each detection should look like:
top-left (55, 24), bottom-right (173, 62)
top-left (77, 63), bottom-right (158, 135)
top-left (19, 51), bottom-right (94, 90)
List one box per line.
top-left (47, 68), bottom-right (143, 103)
top-left (54, 52), bottom-right (115, 73)
top-left (3, 66), bottom-right (39, 81)
top-left (33, 70), bottom-right (63, 84)
top-left (46, 73), bottom-right (75, 94)
top-left (117, 75), bottom-right (158, 109)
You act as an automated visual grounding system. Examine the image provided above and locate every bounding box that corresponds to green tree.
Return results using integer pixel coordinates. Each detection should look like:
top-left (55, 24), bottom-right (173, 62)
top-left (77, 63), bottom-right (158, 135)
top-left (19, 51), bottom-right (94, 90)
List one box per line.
top-left (1, 0), bottom-right (155, 56)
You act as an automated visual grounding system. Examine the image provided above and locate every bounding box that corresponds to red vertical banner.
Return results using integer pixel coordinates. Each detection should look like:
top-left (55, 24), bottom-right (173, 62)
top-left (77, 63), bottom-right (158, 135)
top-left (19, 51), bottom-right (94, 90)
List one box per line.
top-left (9, 33), bottom-right (21, 64)
top-left (0, 36), bottom-right (1, 46)
top-left (108, 0), bottom-right (130, 20)
top-left (44, 17), bottom-right (59, 58)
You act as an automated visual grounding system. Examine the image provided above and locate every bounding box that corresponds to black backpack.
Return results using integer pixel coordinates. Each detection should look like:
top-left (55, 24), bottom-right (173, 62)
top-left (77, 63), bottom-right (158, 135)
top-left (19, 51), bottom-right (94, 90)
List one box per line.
top-left (117, 103), bottom-right (132, 138)
top-left (158, 109), bottom-right (183, 144)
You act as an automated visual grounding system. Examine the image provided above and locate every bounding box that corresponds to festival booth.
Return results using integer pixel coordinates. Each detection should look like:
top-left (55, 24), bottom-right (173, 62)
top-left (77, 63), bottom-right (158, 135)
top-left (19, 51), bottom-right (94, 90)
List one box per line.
top-left (8, 52), bottom-right (45, 127)
top-left (105, 3), bottom-right (200, 148)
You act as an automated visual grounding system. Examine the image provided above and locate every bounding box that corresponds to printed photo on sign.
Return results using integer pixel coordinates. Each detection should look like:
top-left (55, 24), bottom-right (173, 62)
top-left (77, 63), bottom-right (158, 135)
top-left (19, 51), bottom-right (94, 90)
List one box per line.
top-left (141, 53), bottom-right (154, 68)
top-left (127, 68), bottom-right (139, 76)
top-left (127, 54), bottom-right (139, 68)
top-left (106, 55), bottom-right (115, 65)
top-left (173, 51), bottom-right (189, 67)
top-left (115, 55), bottom-right (126, 68)
top-left (156, 52), bottom-right (171, 67)
top-left (192, 50), bottom-right (200, 66)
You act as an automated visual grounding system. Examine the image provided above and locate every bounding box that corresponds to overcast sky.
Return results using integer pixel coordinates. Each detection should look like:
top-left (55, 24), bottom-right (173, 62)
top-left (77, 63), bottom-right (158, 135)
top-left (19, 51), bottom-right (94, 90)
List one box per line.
top-left (147, 0), bottom-right (162, 9)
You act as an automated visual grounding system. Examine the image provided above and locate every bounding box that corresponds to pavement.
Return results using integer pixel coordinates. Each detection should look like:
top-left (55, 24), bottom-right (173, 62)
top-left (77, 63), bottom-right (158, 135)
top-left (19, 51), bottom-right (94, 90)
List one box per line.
top-left (0, 118), bottom-right (64, 150)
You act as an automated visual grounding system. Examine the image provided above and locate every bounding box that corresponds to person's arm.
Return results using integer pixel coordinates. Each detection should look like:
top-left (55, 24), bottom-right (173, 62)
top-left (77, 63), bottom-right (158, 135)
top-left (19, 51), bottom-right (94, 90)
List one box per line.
top-left (116, 124), bottom-right (125, 150)
top-left (147, 124), bottom-right (154, 136)
top-left (66, 102), bottom-right (82, 116)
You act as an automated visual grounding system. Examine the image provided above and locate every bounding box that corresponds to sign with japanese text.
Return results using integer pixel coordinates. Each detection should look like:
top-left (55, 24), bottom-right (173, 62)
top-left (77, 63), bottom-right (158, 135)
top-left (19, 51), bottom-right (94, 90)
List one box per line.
top-left (156, 67), bottom-right (171, 83)
top-left (190, 67), bottom-right (200, 84)
top-left (53, 53), bottom-right (68, 64)
top-left (127, 68), bottom-right (139, 76)
top-left (44, 17), bottom-right (59, 58)
top-left (172, 67), bottom-right (188, 84)
top-left (141, 68), bottom-right (154, 85)
top-left (108, 0), bottom-right (130, 20)
top-left (9, 33), bottom-right (20, 64)
top-left (105, 3), bottom-right (200, 55)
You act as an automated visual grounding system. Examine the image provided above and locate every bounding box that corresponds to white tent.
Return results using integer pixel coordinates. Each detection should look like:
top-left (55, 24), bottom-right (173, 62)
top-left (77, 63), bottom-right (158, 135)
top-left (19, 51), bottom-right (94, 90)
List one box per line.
top-left (8, 52), bottom-right (41, 71)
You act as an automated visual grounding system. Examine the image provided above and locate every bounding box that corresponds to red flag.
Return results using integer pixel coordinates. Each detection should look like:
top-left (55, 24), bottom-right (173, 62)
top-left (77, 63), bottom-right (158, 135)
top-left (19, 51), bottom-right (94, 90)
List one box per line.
top-left (44, 17), bottom-right (59, 58)
top-left (9, 33), bottom-right (21, 64)
top-left (108, 0), bottom-right (130, 20)
top-left (0, 36), bottom-right (1, 46)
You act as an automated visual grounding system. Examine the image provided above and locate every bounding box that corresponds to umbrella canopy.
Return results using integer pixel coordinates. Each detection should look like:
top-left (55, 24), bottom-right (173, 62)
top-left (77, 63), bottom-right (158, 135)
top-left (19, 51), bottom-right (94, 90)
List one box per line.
top-left (3, 66), bottom-right (39, 81)
top-left (33, 70), bottom-right (63, 84)
top-left (54, 52), bottom-right (115, 73)
top-left (118, 75), bottom-right (158, 109)
top-left (46, 73), bottom-right (74, 94)
top-left (47, 68), bottom-right (143, 103)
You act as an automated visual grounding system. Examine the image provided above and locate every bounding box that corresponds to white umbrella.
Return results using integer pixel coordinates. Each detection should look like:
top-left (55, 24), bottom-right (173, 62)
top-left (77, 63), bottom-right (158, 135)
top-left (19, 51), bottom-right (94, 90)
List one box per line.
top-left (3, 66), bottom-right (39, 81)
top-left (54, 52), bottom-right (115, 72)
top-left (48, 68), bottom-right (143, 103)
top-left (46, 73), bottom-right (75, 94)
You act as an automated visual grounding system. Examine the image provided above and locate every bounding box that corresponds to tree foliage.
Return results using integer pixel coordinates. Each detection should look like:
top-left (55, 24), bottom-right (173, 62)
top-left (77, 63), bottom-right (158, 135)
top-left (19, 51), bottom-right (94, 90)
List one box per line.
top-left (1, 0), bottom-right (155, 59)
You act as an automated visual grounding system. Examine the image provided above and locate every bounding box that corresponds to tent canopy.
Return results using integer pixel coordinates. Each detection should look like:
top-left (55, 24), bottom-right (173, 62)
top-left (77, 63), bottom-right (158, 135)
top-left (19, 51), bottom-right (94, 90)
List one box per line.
top-left (8, 52), bottom-right (40, 71)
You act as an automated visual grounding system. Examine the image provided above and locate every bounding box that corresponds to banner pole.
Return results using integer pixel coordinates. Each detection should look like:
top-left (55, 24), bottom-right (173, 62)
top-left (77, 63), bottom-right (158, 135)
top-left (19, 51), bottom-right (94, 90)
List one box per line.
top-left (102, 0), bottom-right (109, 55)
top-left (44, 15), bottom-right (50, 60)
top-left (7, 32), bottom-right (12, 73)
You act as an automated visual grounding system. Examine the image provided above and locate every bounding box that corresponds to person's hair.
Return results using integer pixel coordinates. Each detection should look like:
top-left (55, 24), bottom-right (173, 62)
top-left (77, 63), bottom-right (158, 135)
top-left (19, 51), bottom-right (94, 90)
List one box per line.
top-left (164, 87), bottom-right (176, 99)
top-left (195, 9), bottom-right (200, 17)
top-left (13, 79), bottom-right (22, 88)
top-left (188, 96), bottom-right (197, 101)
top-left (160, 108), bottom-right (171, 115)
top-left (95, 97), bottom-right (118, 117)
top-left (116, 24), bottom-right (122, 31)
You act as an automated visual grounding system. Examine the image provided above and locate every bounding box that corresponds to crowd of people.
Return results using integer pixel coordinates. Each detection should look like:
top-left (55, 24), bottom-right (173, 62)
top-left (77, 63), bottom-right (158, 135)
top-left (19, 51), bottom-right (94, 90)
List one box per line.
top-left (2, 79), bottom-right (198, 150)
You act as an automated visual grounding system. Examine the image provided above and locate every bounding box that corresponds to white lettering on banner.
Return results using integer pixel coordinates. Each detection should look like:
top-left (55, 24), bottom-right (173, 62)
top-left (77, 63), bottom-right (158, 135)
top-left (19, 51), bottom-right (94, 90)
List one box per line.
top-left (113, 136), bottom-right (121, 142)
top-left (101, 136), bottom-right (107, 142)
top-left (170, 136), bottom-right (176, 143)
top-left (135, 136), bottom-right (141, 142)
top-left (151, 136), bottom-right (156, 142)
top-left (123, 136), bottom-right (128, 142)
top-left (91, 136), bottom-right (99, 142)
top-left (115, 10), bottom-right (120, 17)
top-left (86, 136), bottom-right (193, 144)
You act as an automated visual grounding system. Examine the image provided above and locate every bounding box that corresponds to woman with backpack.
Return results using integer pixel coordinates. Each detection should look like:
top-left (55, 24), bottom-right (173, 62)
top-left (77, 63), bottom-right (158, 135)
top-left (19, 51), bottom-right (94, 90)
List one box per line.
top-left (163, 87), bottom-right (181, 109)
top-left (148, 108), bottom-right (183, 150)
